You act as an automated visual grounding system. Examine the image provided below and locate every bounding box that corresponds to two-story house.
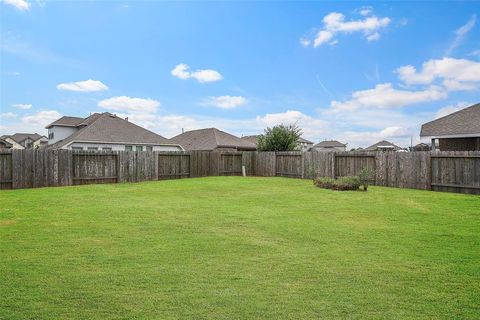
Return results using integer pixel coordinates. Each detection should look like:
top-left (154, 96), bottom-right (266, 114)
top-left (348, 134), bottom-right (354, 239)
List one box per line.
top-left (45, 112), bottom-right (183, 151)
top-left (1, 133), bottom-right (48, 149)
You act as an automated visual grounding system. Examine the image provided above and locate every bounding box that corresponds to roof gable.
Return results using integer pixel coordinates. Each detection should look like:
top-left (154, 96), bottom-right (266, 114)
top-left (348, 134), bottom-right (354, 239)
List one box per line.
top-left (6, 133), bottom-right (45, 144)
top-left (420, 103), bottom-right (480, 137)
top-left (313, 140), bottom-right (346, 148)
top-left (45, 116), bottom-right (84, 128)
top-left (171, 128), bottom-right (256, 151)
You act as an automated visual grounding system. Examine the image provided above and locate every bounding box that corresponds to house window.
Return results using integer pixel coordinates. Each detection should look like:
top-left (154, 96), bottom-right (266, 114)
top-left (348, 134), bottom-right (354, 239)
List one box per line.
top-left (87, 147), bottom-right (98, 151)
top-left (125, 145), bottom-right (133, 151)
top-left (72, 147), bottom-right (83, 151)
top-left (49, 132), bottom-right (54, 140)
top-left (102, 147), bottom-right (112, 151)
top-left (146, 146), bottom-right (153, 152)
top-left (136, 145), bottom-right (143, 151)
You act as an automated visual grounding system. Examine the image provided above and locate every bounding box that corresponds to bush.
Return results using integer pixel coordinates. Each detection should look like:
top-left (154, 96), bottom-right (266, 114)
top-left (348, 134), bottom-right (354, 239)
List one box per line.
top-left (314, 176), bottom-right (361, 191)
top-left (332, 176), bottom-right (361, 191)
top-left (314, 177), bottom-right (336, 189)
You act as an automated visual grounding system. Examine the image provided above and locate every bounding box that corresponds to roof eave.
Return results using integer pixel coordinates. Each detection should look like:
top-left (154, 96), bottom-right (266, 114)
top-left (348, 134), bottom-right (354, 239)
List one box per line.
top-left (420, 133), bottom-right (480, 139)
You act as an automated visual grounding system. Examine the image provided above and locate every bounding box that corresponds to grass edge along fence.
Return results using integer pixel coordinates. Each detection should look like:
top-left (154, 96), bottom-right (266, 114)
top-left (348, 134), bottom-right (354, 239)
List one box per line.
top-left (0, 149), bottom-right (479, 194)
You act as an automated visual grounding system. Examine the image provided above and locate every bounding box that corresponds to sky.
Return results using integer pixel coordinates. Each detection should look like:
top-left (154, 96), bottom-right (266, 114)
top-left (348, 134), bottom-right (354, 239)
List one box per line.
top-left (1, 0), bottom-right (479, 148)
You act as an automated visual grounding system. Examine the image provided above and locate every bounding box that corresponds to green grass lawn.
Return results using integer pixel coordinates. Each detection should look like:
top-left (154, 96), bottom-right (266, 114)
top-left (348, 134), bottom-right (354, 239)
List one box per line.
top-left (1, 177), bottom-right (479, 319)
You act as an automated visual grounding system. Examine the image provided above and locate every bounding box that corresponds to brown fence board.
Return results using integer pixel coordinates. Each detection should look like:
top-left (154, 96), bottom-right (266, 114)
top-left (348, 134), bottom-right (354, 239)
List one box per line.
top-left (0, 151), bottom-right (12, 189)
top-left (158, 152), bottom-right (190, 179)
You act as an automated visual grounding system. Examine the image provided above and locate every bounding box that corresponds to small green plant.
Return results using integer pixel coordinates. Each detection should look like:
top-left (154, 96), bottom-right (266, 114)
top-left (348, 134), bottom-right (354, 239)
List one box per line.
top-left (358, 167), bottom-right (375, 191)
top-left (307, 167), bottom-right (318, 182)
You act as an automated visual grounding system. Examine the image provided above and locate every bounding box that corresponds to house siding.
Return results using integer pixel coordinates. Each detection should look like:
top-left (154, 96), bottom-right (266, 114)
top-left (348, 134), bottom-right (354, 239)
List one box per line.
top-left (4, 138), bottom-right (25, 149)
top-left (68, 142), bottom-right (182, 151)
top-left (312, 146), bottom-right (346, 152)
top-left (48, 126), bottom-right (78, 144)
top-left (439, 137), bottom-right (480, 151)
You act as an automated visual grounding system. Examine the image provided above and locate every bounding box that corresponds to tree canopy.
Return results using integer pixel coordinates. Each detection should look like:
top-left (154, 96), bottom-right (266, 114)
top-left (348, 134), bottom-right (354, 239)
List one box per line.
top-left (257, 124), bottom-right (302, 151)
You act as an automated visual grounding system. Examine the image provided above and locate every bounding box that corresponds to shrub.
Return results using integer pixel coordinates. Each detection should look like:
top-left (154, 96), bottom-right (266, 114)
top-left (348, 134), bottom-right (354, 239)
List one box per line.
top-left (314, 176), bottom-right (361, 191)
top-left (332, 176), bottom-right (361, 191)
top-left (314, 177), bottom-right (336, 189)
top-left (358, 167), bottom-right (375, 191)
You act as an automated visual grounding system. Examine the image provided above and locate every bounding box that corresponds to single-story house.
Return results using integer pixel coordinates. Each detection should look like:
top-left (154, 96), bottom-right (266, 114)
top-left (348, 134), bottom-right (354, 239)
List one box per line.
top-left (45, 112), bottom-right (183, 151)
top-left (1, 133), bottom-right (48, 149)
top-left (365, 140), bottom-right (402, 152)
top-left (420, 103), bottom-right (480, 151)
top-left (0, 137), bottom-right (13, 149)
top-left (413, 142), bottom-right (431, 151)
top-left (241, 135), bottom-right (313, 151)
top-left (311, 140), bottom-right (347, 152)
top-left (171, 128), bottom-right (256, 151)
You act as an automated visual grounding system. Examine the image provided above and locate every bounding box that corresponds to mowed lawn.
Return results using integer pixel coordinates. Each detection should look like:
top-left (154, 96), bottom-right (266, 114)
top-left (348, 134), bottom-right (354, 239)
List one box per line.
top-left (1, 177), bottom-right (479, 319)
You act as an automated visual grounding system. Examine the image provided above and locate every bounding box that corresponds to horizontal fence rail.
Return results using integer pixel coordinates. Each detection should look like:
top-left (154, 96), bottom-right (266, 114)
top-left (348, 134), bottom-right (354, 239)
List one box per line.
top-left (0, 150), bottom-right (479, 194)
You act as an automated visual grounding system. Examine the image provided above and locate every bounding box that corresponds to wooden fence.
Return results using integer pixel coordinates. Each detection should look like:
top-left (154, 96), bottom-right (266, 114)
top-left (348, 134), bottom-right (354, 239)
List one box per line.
top-left (0, 150), bottom-right (479, 194)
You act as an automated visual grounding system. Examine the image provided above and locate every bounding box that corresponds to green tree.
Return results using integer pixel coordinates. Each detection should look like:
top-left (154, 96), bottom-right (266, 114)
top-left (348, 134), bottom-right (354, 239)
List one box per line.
top-left (257, 124), bottom-right (302, 151)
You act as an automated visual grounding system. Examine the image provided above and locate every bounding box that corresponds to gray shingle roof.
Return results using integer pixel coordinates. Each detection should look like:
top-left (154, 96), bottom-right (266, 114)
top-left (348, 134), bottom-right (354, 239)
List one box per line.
top-left (420, 103), bottom-right (480, 137)
top-left (365, 140), bottom-right (401, 151)
top-left (45, 116), bottom-right (85, 128)
top-left (47, 113), bottom-right (179, 149)
top-left (4, 133), bottom-right (45, 144)
top-left (313, 140), bottom-right (346, 148)
top-left (171, 128), bottom-right (256, 151)
top-left (241, 135), bottom-right (259, 145)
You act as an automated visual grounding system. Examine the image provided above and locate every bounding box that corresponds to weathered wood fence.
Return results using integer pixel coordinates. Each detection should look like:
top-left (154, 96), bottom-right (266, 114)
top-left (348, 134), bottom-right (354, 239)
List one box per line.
top-left (0, 150), bottom-right (479, 194)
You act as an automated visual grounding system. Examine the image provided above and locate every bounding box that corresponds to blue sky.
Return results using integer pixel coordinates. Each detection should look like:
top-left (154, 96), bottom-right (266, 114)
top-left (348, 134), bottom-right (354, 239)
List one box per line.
top-left (1, 0), bottom-right (479, 148)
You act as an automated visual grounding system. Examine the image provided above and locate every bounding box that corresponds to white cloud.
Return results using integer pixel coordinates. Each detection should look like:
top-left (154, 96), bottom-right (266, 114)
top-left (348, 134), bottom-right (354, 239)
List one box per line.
top-left (358, 7), bottom-right (373, 17)
top-left (203, 96), bottom-right (248, 109)
top-left (57, 79), bottom-right (108, 92)
top-left (303, 9), bottom-right (391, 47)
top-left (329, 83), bottom-right (447, 112)
top-left (366, 32), bottom-right (380, 42)
top-left (190, 69), bottom-right (223, 83)
top-left (0, 110), bottom-right (61, 136)
top-left (314, 30), bottom-right (334, 47)
top-left (396, 57), bottom-right (480, 90)
top-left (98, 96), bottom-right (160, 113)
top-left (171, 63), bottom-right (223, 83)
top-left (445, 15), bottom-right (477, 56)
top-left (0, 112), bottom-right (17, 119)
top-left (22, 110), bottom-right (61, 127)
top-left (2, 0), bottom-right (30, 10)
top-left (470, 49), bottom-right (480, 57)
top-left (12, 103), bottom-right (32, 109)
top-left (171, 63), bottom-right (190, 80)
